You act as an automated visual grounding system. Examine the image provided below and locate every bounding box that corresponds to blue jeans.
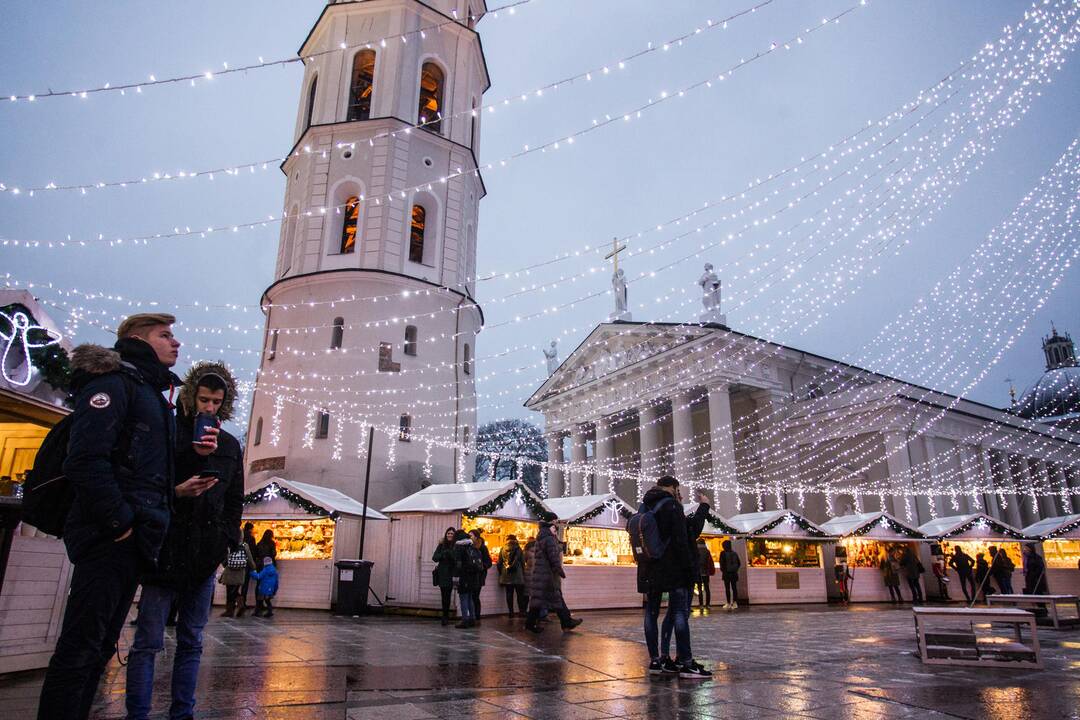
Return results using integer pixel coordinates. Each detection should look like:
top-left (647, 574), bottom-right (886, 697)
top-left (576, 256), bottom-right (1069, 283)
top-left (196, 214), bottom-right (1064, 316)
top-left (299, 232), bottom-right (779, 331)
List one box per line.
top-left (458, 589), bottom-right (476, 621)
top-left (995, 574), bottom-right (1014, 594)
top-left (644, 587), bottom-right (692, 663)
top-left (125, 573), bottom-right (215, 720)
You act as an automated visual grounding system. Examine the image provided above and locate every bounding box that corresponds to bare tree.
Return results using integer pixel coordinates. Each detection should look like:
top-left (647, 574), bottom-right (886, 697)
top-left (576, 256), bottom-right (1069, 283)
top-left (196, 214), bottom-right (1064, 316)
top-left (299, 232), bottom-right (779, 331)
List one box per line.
top-left (473, 419), bottom-right (547, 493)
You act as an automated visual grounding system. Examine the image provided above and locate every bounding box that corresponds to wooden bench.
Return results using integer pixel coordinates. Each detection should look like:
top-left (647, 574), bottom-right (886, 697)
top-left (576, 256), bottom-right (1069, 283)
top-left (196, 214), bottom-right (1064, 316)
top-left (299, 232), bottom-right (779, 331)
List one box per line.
top-left (986, 594), bottom-right (1080, 630)
top-left (912, 606), bottom-right (1042, 669)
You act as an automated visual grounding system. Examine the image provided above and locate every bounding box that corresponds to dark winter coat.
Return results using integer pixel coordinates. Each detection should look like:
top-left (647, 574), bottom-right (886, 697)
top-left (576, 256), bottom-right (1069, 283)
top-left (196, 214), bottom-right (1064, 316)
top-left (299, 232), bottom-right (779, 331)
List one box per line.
top-left (990, 551), bottom-right (1014, 582)
top-left (498, 543), bottom-right (526, 586)
top-left (256, 537), bottom-right (278, 567)
top-left (635, 487), bottom-right (709, 593)
top-left (476, 539), bottom-right (493, 587)
top-left (719, 549), bottom-right (741, 580)
top-left (142, 404), bottom-right (244, 591)
top-left (455, 539), bottom-right (486, 593)
top-left (975, 557), bottom-right (991, 590)
top-left (432, 540), bottom-right (457, 589)
top-left (527, 524), bottom-right (565, 611)
top-left (949, 550), bottom-right (974, 577)
top-left (900, 548), bottom-right (923, 581)
top-left (880, 557), bottom-right (900, 587)
top-left (696, 540), bottom-right (714, 578)
top-left (62, 339), bottom-right (179, 565)
top-left (1024, 552), bottom-right (1048, 594)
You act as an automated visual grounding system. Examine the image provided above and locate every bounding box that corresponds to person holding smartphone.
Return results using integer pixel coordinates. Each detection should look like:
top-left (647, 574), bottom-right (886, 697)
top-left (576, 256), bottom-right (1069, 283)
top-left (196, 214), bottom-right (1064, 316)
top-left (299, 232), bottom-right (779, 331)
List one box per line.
top-left (125, 362), bottom-right (243, 720)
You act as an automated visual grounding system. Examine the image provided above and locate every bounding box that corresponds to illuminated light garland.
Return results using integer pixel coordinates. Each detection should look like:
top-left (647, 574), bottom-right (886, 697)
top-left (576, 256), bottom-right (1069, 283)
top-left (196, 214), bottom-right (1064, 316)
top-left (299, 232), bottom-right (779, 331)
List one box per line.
top-left (461, 482), bottom-right (556, 522)
top-left (302, 407), bottom-right (316, 450)
top-left (0, 306), bottom-right (62, 387)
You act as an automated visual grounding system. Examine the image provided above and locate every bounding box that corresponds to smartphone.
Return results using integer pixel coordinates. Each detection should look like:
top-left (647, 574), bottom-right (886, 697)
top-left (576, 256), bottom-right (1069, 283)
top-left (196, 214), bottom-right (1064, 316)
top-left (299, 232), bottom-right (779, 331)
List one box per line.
top-left (196, 470), bottom-right (221, 480)
top-left (193, 412), bottom-right (220, 445)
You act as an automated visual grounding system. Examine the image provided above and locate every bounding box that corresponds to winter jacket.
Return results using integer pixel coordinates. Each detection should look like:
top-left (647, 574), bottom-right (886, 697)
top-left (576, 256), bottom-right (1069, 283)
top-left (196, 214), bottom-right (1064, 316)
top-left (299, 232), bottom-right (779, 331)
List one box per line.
top-left (432, 540), bottom-right (457, 588)
top-left (900, 549), bottom-right (923, 580)
top-left (476, 540), bottom-right (493, 588)
top-left (635, 487), bottom-right (709, 593)
top-left (949, 550), bottom-right (974, 576)
top-left (62, 339), bottom-right (179, 565)
top-left (880, 557), bottom-right (900, 587)
top-left (256, 537), bottom-right (278, 567)
top-left (975, 557), bottom-right (991, 589)
top-left (1023, 552), bottom-right (1048, 594)
top-left (455, 539), bottom-right (486, 593)
top-left (143, 368), bottom-right (244, 591)
top-left (498, 543), bottom-right (526, 586)
top-left (250, 563), bottom-right (279, 597)
top-left (696, 541), bottom-right (715, 578)
top-left (219, 544), bottom-right (255, 586)
top-left (990, 551), bottom-right (1014, 581)
top-left (527, 525), bottom-right (565, 611)
top-left (719, 549), bottom-right (741, 579)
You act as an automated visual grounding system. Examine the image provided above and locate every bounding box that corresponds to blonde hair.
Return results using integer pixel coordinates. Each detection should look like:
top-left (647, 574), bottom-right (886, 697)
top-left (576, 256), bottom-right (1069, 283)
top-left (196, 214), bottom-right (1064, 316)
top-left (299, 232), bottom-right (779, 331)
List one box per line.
top-left (116, 313), bottom-right (176, 339)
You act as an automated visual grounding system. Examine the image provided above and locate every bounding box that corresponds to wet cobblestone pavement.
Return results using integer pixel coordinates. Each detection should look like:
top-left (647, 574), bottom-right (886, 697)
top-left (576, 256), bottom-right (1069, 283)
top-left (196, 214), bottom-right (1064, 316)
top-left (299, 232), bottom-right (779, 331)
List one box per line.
top-left (3, 604), bottom-right (1080, 719)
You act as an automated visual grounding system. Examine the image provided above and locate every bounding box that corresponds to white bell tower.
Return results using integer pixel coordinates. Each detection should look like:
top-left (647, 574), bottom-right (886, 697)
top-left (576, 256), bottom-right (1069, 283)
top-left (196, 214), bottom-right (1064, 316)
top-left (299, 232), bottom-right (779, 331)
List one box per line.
top-left (246, 0), bottom-right (489, 511)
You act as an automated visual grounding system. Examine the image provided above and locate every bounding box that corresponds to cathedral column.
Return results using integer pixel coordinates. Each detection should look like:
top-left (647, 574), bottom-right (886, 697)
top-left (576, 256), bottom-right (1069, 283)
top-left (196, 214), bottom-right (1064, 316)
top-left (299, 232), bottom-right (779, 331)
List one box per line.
top-left (1032, 459), bottom-right (1058, 520)
top-left (594, 416), bottom-right (614, 495)
top-left (546, 434), bottom-right (565, 499)
top-left (957, 444), bottom-right (980, 514)
top-left (975, 444), bottom-right (999, 518)
top-left (638, 404), bottom-right (662, 493)
top-left (1066, 465), bottom-right (1080, 514)
top-left (672, 390), bottom-right (695, 484)
top-left (751, 389), bottom-right (789, 512)
top-left (570, 424), bottom-right (589, 496)
top-left (882, 431), bottom-right (915, 523)
top-left (1048, 462), bottom-right (1071, 515)
top-left (707, 384), bottom-right (739, 517)
top-left (1012, 456), bottom-right (1039, 527)
top-left (993, 450), bottom-right (1024, 529)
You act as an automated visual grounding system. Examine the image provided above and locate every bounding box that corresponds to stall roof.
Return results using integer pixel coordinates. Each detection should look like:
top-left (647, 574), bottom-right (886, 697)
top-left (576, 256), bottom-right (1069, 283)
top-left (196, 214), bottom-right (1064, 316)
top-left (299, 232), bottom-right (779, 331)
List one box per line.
top-left (1022, 513), bottom-right (1080, 540)
top-left (246, 478), bottom-right (388, 520)
top-left (820, 512), bottom-right (924, 541)
top-left (683, 503), bottom-right (740, 535)
top-left (726, 510), bottom-right (831, 538)
top-left (917, 513), bottom-right (1026, 541)
top-left (546, 494), bottom-right (633, 526)
top-left (381, 481), bottom-right (554, 520)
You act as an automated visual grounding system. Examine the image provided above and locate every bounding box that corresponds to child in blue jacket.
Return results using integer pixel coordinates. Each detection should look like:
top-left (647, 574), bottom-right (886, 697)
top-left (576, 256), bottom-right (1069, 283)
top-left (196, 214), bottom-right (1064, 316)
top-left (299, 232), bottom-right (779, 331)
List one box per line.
top-left (249, 557), bottom-right (279, 617)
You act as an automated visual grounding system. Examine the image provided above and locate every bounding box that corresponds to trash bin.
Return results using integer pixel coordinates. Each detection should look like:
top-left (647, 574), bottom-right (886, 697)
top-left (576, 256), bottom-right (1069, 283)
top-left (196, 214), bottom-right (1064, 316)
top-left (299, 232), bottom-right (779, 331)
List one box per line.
top-left (334, 559), bottom-right (373, 615)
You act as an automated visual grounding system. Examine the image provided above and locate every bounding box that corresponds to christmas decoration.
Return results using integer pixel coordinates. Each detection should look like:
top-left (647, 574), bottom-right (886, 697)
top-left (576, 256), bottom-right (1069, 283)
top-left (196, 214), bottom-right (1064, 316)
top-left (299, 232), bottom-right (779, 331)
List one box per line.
top-left (243, 481), bottom-right (336, 519)
top-left (463, 483), bottom-right (555, 522)
top-left (0, 303), bottom-right (67, 389)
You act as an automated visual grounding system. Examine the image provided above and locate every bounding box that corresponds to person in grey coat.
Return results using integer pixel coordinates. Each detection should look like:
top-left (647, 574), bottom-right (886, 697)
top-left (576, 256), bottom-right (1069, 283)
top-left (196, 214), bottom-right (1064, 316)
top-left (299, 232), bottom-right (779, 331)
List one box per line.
top-left (497, 534), bottom-right (527, 616)
top-left (524, 522), bottom-right (582, 633)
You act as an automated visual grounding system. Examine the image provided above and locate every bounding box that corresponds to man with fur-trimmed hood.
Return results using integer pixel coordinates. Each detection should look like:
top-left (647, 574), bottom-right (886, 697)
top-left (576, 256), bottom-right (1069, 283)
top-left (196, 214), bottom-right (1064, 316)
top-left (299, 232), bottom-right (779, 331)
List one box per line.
top-left (125, 360), bottom-right (244, 720)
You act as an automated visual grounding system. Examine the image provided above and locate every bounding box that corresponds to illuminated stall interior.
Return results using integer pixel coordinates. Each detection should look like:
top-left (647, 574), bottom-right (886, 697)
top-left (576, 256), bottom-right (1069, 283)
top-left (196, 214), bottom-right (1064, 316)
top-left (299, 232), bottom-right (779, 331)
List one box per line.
top-left (938, 538), bottom-right (1024, 567)
top-left (1042, 537), bottom-right (1080, 568)
top-left (1023, 514), bottom-right (1080, 596)
top-left (727, 511), bottom-right (830, 569)
top-left (248, 518), bottom-right (335, 560)
top-left (545, 494), bottom-right (635, 567)
top-left (821, 512), bottom-right (926, 568)
top-left (562, 525), bottom-right (633, 566)
top-left (747, 538), bottom-right (822, 568)
top-left (919, 513), bottom-right (1027, 569)
top-left (461, 516), bottom-right (539, 563)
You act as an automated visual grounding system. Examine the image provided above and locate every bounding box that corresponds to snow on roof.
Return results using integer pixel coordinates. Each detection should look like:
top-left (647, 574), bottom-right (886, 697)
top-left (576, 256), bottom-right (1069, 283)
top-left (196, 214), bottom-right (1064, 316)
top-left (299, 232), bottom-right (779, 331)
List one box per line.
top-left (246, 478), bottom-right (387, 520)
top-left (1022, 513), bottom-right (1080, 539)
top-left (683, 503), bottom-right (739, 536)
top-left (546, 494), bottom-right (633, 527)
top-left (820, 512), bottom-right (923, 540)
top-left (725, 510), bottom-right (830, 538)
top-left (381, 481), bottom-right (550, 519)
top-left (917, 513), bottom-right (1026, 540)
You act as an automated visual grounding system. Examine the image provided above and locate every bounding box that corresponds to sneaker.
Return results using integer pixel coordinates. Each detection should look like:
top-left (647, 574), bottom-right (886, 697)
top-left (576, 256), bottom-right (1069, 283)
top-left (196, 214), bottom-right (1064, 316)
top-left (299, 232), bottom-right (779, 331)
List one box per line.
top-left (678, 660), bottom-right (713, 679)
top-left (561, 617), bottom-right (583, 630)
top-left (729, 600), bottom-right (738, 609)
top-left (660, 657), bottom-right (679, 674)
top-left (647, 658), bottom-right (665, 675)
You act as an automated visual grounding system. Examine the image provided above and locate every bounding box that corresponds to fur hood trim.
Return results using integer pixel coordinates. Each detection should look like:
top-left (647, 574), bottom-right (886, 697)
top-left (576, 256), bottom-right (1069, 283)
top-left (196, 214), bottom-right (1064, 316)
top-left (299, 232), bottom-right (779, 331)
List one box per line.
top-left (178, 361), bottom-right (238, 421)
top-left (70, 344), bottom-right (122, 375)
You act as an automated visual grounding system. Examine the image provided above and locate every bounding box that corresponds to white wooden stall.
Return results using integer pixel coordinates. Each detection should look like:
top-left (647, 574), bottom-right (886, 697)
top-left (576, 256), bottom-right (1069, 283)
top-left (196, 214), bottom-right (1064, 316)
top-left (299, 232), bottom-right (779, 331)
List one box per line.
top-left (224, 478), bottom-right (389, 610)
top-left (381, 481), bottom-right (552, 616)
top-left (820, 512), bottom-right (926, 603)
top-left (918, 514), bottom-right (1030, 599)
top-left (685, 503), bottom-right (746, 604)
top-left (727, 510), bottom-right (832, 605)
top-left (546, 494), bottom-right (638, 610)
top-left (1023, 514), bottom-right (1080, 596)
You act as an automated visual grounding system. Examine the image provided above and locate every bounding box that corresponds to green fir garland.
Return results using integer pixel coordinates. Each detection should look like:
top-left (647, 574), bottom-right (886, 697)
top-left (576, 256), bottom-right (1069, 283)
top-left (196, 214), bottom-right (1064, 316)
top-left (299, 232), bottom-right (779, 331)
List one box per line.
top-left (845, 515), bottom-right (924, 539)
top-left (754, 512), bottom-right (829, 538)
top-left (463, 483), bottom-right (556, 522)
top-left (1040, 516), bottom-right (1080, 540)
top-left (703, 510), bottom-right (740, 535)
top-left (938, 516), bottom-right (1026, 540)
top-left (243, 482), bottom-right (337, 519)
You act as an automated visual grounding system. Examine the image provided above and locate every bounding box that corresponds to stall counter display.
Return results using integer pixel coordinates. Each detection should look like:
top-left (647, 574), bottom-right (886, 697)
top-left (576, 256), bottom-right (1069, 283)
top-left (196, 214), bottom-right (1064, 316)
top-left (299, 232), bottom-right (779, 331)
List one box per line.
top-left (563, 525), bottom-right (633, 566)
top-left (461, 516), bottom-right (539, 564)
top-left (939, 539), bottom-right (1023, 569)
top-left (840, 537), bottom-right (915, 568)
top-left (1042, 539), bottom-right (1080, 569)
top-left (249, 518), bottom-right (335, 560)
top-left (747, 538), bottom-right (821, 568)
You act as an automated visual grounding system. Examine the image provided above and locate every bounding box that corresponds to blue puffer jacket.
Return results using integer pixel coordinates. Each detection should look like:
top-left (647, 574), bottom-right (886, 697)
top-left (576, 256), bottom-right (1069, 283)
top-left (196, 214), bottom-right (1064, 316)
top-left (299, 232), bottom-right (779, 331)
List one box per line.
top-left (62, 338), bottom-right (178, 565)
top-left (250, 563), bottom-right (280, 597)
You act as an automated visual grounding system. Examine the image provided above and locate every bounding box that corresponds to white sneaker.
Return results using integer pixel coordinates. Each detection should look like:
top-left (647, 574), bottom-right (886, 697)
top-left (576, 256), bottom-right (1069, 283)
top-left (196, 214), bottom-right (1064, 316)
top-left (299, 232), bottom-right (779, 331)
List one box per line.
top-left (729, 601), bottom-right (738, 610)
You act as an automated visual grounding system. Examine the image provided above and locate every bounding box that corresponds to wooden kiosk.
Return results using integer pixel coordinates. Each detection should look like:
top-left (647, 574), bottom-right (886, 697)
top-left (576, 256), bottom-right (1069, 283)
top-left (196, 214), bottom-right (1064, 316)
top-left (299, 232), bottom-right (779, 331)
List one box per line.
top-left (918, 513), bottom-right (1028, 598)
top-left (726, 510), bottom-right (832, 604)
top-left (230, 478), bottom-right (389, 610)
top-left (820, 512), bottom-right (926, 602)
top-left (545, 493), bottom-right (637, 609)
top-left (381, 481), bottom-right (553, 616)
top-left (1024, 514), bottom-right (1080, 595)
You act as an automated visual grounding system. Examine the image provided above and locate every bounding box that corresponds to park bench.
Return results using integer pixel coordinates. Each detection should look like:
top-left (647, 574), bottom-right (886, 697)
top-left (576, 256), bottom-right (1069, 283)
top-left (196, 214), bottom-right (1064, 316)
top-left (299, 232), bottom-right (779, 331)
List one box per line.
top-left (912, 606), bottom-right (1042, 669)
top-left (985, 594), bottom-right (1080, 630)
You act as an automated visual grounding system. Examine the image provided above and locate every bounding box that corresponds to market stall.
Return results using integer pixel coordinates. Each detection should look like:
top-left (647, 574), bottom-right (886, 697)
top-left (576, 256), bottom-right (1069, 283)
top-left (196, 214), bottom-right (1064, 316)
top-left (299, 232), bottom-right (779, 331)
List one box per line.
top-left (545, 494), bottom-right (637, 609)
top-left (228, 478), bottom-right (389, 610)
top-left (918, 513), bottom-right (1029, 599)
top-left (685, 503), bottom-right (744, 604)
top-left (381, 481), bottom-right (554, 615)
top-left (726, 510), bottom-right (832, 604)
top-left (820, 512), bottom-right (926, 603)
top-left (1023, 514), bottom-right (1080, 595)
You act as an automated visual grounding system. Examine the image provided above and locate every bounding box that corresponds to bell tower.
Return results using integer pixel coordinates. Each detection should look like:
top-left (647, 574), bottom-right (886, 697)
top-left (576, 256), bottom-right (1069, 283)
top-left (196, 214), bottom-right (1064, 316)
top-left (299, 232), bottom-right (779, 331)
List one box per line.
top-left (246, 0), bottom-right (489, 511)
top-left (1042, 324), bottom-right (1078, 371)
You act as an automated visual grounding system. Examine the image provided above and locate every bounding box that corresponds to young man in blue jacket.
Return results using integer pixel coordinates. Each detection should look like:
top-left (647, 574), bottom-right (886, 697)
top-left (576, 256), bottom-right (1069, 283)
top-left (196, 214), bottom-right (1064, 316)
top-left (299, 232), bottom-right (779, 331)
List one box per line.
top-left (36, 315), bottom-right (218, 720)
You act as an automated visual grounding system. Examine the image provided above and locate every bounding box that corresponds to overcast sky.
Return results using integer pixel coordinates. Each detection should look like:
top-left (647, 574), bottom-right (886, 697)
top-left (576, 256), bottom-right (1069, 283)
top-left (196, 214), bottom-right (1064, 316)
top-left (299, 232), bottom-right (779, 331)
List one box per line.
top-left (2, 0), bottom-right (1078, 430)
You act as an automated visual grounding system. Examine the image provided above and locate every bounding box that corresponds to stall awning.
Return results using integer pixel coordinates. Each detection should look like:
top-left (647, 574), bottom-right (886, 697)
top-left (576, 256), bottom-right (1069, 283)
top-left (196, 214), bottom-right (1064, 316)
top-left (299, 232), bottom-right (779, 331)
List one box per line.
top-left (381, 481), bottom-right (554, 521)
top-left (243, 478), bottom-right (388, 520)
top-left (820, 512), bottom-right (924, 541)
top-left (546, 494), bottom-right (633, 528)
top-left (726, 510), bottom-right (831, 539)
top-left (917, 513), bottom-right (1026, 541)
top-left (1022, 513), bottom-right (1080, 540)
top-left (683, 503), bottom-right (740, 536)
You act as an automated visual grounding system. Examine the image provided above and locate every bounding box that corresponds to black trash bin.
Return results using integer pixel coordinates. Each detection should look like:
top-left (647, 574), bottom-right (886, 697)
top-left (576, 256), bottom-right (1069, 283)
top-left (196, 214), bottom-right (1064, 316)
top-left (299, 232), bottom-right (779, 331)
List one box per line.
top-left (334, 559), bottom-right (373, 615)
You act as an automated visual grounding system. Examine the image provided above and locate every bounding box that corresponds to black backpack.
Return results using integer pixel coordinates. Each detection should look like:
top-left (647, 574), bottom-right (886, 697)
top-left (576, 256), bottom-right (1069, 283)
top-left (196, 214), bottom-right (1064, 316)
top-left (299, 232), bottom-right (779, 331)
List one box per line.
top-left (22, 374), bottom-right (137, 537)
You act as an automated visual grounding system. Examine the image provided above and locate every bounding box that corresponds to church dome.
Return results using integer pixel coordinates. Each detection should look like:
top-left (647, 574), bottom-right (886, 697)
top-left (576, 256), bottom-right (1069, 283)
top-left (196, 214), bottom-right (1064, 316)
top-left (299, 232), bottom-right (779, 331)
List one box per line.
top-left (1014, 365), bottom-right (1080, 423)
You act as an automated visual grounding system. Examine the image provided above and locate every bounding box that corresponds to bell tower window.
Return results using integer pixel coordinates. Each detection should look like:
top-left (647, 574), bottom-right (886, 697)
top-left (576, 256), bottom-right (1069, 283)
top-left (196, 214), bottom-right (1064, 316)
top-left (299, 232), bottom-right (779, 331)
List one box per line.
top-left (340, 195), bottom-right (359, 253)
top-left (418, 62), bottom-right (445, 134)
top-left (330, 317), bottom-right (344, 349)
top-left (409, 204), bottom-right (427, 264)
top-left (404, 325), bottom-right (418, 356)
top-left (304, 76), bottom-right (318, 130)
top-left (348, 50), bottom-right (376, 121)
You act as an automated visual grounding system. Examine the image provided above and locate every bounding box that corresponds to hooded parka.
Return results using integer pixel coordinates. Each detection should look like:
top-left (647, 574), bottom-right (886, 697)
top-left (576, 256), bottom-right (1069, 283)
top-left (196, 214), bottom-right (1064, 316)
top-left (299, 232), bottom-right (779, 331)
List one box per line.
top-left (635, 486), bottom-right (709, 594)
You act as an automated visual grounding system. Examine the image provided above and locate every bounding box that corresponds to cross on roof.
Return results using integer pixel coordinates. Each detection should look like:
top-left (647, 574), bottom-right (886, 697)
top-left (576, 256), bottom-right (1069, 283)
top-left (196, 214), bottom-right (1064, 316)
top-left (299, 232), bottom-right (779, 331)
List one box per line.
top-left (604, 236), bottom-right (627, 275)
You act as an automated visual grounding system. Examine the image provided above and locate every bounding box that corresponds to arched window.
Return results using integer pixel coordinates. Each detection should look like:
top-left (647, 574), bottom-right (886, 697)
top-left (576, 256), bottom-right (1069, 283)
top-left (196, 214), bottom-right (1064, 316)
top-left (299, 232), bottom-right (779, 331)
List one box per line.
top-left (348, 50), bottom-right (376, 121)
top-left (340, 196), bottom-right (359, 253)
top-left (409, 204), bottom-right (427, 264)
top-left (280, 206), bottom-right (299, 277)
top-left (305, 76), bottom-right (318, 130)
top-left (330, 317), bottom-right (344, 349)
top-left (254, 418), bottom-right (263, 446)
top-left (463, 343), bottom-right (472, 375)
top-left (399, 414), bottom-right (412, 442)
top-left (316, 412), bottom-right (330, 439)
top-left (404, 325), bottom-right (418, 356)
top-left (470, 98), bottom-right (479, 148)
top-left (418, 62), bottom-right (444, 133)
top-left (268, 330), bottom-right (278, 361)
